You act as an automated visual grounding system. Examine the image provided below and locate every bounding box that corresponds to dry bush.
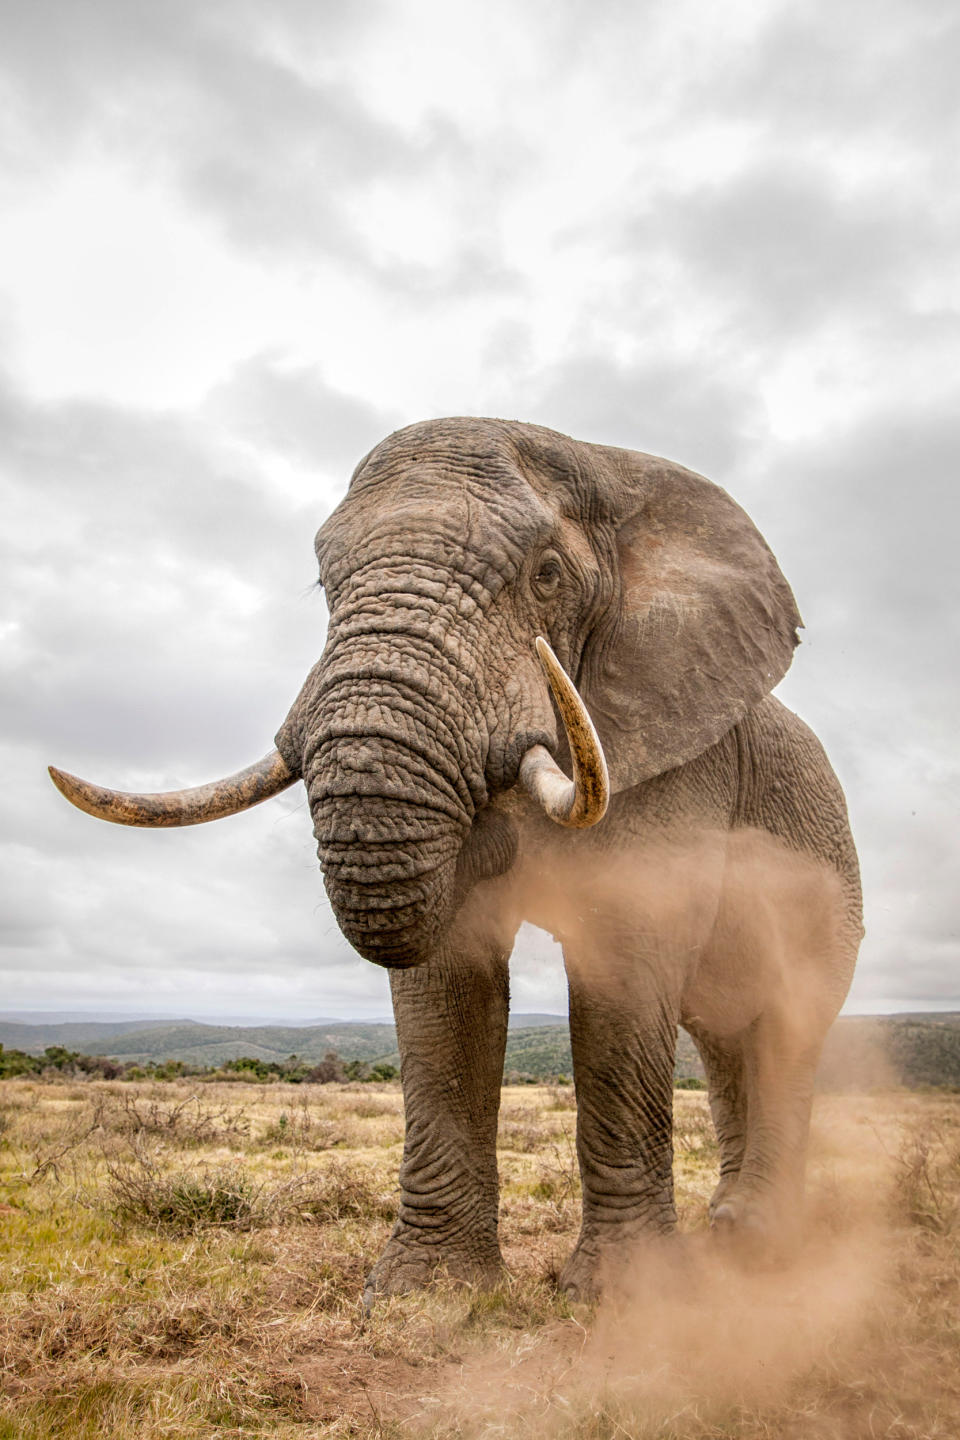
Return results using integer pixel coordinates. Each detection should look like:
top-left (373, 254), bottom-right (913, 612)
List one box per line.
top-left (29, 1099), bottom-right (110, 1183)
top-left (102, 1141), bottom-right (396, 1236)
top-left (893, 1121), bottom-right (960, 1234)
top-left (103, 1090), bottom-right (251, 1147)
top-left (545, 1085), bottom-right (577, 1111)
top-left (330, 1091), bottom-right (401, 1121)
top-left (105, 1148), bottom-right (263, 1232)
top-left (672, 1094), bottom-right (719, 1158)
top-left (497, 1120), bottom-right (544, 1152)
top-left (279, 1157), bottom-right (397, 1226)
top-left (24, 1087), bottom-right (251, 1184)
top-left (257, 1097), bottom-right (346, 1151)
top-left (498, 1103), bottom-right (574, 1154)
top-left (525, 1141), bottom-right (581, 1233)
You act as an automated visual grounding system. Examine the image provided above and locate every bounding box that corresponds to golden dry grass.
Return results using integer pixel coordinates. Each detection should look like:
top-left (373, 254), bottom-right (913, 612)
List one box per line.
top-left (0, 1078), bottom-right (958, 1438)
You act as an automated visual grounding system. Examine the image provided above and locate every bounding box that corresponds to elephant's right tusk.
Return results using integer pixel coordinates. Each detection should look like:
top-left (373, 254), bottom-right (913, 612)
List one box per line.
top-left (519, 637), bottom-right (609, 828)
top-left (48, 749), bottom-right (298, 827)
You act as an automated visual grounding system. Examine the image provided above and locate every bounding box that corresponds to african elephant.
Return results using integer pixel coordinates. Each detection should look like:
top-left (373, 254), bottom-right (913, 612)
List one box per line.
top-left (51, 417), bottom-right (862, 1303)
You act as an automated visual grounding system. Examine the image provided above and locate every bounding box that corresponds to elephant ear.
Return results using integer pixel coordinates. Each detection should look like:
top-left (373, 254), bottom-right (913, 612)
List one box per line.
top-left (581, 450), bottom-right (802, 793)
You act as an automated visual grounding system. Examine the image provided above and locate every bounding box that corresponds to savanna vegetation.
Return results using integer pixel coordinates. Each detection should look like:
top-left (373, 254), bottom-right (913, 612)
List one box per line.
top-left (2, 1077), bottom-right (959, 1438)
top-left (0, 1045), bottom-right (399, 1085)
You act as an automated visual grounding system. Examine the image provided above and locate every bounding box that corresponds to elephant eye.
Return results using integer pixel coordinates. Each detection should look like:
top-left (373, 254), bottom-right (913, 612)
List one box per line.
top-left (532, 552), bottom-right (563, 599)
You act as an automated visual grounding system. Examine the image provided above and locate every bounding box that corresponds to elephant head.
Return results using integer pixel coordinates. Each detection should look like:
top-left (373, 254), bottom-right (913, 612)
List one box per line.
top-left (50, 418), bottom-right (800, 969)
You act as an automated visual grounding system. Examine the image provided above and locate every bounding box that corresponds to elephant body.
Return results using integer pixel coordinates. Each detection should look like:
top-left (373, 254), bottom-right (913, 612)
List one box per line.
top-left (52, 416), bottom-right (862, 1302)
top-left (365, 693), bottom-right (860, 1300)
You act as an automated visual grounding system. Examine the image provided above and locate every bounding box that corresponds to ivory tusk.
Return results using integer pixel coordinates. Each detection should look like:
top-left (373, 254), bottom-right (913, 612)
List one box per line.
top-left (48, 749), bottom-right (297, 828)
top-left (519, 636), bottom-right (609, 828)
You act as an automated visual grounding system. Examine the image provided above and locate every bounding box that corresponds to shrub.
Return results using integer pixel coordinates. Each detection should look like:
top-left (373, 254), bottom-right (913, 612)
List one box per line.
top-left (105, 1091), bottom-right (250, 1147)
top-left (0, 1044), bottom-right (41, 1079)
top-left (103, 1142), bottom-right (395, 1235)
top-left (304, 1052), bottom-right (347, 1083)
top-left (105, 1145), bottom-right (267, 1234)
top-left (894, 1125), bottom-right (960, 1234)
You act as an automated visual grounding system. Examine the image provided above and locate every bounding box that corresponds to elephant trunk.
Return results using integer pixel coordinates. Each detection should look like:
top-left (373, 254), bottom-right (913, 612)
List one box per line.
top-left (311, 781), bottom-right (465, 967)
top-left (294, 649), bottom-right (489, 968)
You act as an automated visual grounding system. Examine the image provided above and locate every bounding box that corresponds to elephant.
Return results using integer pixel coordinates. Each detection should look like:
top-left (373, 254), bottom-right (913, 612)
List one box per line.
top-left (50, 416), bottom-right (862, 1303)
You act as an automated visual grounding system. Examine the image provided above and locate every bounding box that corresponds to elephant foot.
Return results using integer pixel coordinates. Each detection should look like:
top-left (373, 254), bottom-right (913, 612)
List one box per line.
top-left (558, 1240), bottom-right (603, 1303)
top-left (709, 1188), bottom-right (799, 1264)
top-left (707, 1172), bottom-right (741, 1220)
top-left (363, 1229), bottom-right (504, 1310)
top-left (560, 1225), bottom-right (681, 1304)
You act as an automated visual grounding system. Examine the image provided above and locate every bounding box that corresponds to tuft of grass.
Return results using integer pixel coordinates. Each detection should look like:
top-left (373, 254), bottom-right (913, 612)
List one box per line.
top-left (461, 1274), bottom-right (575, 1333)
top-left (107, 1154), bottom-right (259, 1232)
top-left (257, 1097), bottom-right (346, 1151)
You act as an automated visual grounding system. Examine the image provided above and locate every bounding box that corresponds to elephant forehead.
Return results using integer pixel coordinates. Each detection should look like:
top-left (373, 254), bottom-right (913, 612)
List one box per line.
top-left (320, 497), bottom-right (554, 598)
top-left (354, 415), bottom-right (567, 475)
top-left (319, 462), bottom-right (558, 594)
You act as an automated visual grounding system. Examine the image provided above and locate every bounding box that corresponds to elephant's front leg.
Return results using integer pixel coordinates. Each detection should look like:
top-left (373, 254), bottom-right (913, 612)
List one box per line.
top-left (561, 943), bottom-right (680, 1302)
top-left (363, 928), bottom-right (511, 1305)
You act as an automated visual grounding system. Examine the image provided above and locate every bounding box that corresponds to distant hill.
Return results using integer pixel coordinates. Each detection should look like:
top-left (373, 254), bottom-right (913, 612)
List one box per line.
top-left (506, 1013), bottom-right (569, 1029)
top-left (5, 1012), bottom-right (960, 1088)
top-left (0, 1015), bottom-right (700, 1080)
top-left (0, 1018), bottom-right (200, 1054)
top-left (818, 1014), bottom-right (960, 1090)
top-left (87, 1022), bottom-right (400, 1068)
top-left (0, 1010), bottom-right (566, 1056)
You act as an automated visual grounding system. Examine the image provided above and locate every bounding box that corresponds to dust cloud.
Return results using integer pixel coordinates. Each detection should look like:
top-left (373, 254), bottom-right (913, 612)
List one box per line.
top-left (429, 826), bottom-right (895, 1435)
top-left (422, 1110), bottom-right (896, 1436)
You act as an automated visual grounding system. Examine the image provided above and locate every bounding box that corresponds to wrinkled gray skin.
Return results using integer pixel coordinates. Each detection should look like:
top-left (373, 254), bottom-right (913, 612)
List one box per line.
top-left (273, 417), bottom-right (862, 1305)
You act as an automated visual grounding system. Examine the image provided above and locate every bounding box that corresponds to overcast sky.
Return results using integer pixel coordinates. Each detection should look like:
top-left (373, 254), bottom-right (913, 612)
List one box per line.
top-left (1, 0), bottom-right (957, 1021)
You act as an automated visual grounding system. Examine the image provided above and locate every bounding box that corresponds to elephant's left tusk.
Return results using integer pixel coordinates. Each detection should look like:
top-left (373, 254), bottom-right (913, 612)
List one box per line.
top-left (48, 749), bottom-right (297, 827)
top-left (519, 637), bottom-right (609, 828)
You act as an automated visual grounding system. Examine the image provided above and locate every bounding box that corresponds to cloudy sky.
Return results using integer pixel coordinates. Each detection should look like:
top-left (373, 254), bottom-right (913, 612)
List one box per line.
top-left (1, 0), bottom-right (957, 1021)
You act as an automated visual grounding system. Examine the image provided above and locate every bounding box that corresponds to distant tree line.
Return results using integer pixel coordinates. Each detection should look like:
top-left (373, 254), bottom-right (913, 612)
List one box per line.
top-left (0, 1042), bottom-right (713, 1088)
top-left (0, 1043), bottom-right (398, 1084)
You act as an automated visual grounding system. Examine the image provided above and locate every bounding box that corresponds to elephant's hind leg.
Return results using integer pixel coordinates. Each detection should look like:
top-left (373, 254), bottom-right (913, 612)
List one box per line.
top-left (708, 1009), bottom-right (821, 1255)
top-left (684, 1023), bottom-right (747, 1218)
top-left (363, 923), bottom-right (512, 1306)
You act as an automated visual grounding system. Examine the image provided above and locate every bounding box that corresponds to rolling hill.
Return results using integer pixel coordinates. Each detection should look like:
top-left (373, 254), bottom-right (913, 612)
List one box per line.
top-left (4, 1013), bottom-right (960, 1087)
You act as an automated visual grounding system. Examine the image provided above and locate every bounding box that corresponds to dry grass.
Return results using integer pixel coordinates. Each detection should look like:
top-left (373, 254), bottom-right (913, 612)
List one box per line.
top-left (1, 1079), bottom-right (958, 1438)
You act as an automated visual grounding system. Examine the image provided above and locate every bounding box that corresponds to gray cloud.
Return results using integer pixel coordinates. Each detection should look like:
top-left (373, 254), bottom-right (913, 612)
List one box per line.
top-left (0, 371), bottom-right (406, 787)
top-left (0, 0), bottom-right (417, 267)
top-left (652, 165), bottom-right (941, 344)
top-left (723, 1), bottom-right (960, 161)
top-left (206, 354), bottom-right (402, 475)
top-left (511, 351), bottom-right (761, 477)
top-left (762, 398), bottom-right (960, 1006)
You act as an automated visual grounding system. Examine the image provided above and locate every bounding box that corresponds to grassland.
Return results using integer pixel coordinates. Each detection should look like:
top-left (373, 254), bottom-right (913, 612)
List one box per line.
top-left (1, 1078), bottom-right (959, 1438)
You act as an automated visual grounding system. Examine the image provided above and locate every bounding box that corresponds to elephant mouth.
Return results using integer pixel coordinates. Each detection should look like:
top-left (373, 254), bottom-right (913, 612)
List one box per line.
top-left (47, 639), bottom-right (610, 967)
